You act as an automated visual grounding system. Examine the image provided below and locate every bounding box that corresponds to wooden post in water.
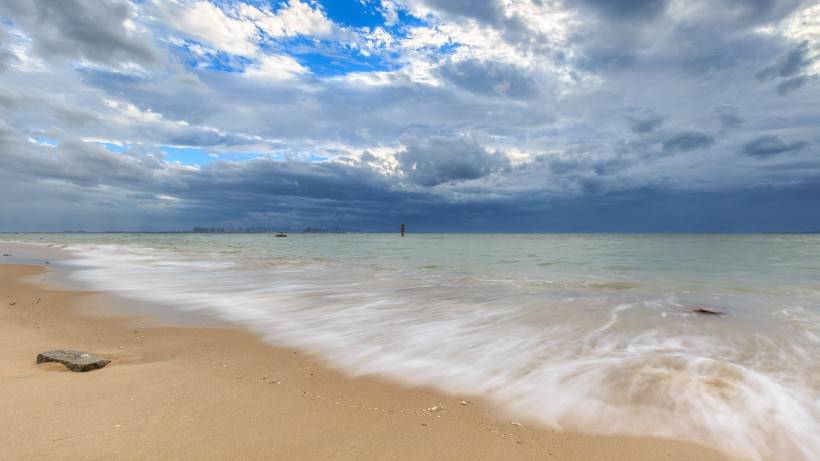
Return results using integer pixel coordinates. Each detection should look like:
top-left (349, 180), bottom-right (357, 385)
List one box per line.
top-left (400, 223), bottom-right (405, 237)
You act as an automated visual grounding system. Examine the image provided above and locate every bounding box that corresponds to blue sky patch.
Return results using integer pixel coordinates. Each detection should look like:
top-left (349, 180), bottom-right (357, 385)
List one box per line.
top-left (316, 0), bottom-right (386, 28)
top-left (160, 146), bottom-right (215, 165)
top-left (99, 142), bottom-right (129, 153)
top-left (295, 49), bottom-right (396, 76)
top-left (29, 135), bottom-right (58, 147)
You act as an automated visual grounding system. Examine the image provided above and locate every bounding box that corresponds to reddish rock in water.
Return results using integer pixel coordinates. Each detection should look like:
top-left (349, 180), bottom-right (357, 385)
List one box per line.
top-left (691, 307), bottom-right (725, 316)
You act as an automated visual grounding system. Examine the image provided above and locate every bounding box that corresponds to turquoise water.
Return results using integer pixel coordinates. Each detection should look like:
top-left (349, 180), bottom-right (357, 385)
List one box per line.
top-left (4, 233), bottom-right (820, 460)
top-left (11, 232), bottom-right (820, 286)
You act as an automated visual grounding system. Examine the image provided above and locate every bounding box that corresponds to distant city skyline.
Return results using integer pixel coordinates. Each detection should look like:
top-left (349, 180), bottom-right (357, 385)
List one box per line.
top-left (0, 1), bottom-right (818, 232)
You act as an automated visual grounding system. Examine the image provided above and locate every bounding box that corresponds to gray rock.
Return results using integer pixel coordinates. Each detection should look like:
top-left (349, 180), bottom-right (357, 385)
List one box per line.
top-left (36, 350), bottom-right (111, 372)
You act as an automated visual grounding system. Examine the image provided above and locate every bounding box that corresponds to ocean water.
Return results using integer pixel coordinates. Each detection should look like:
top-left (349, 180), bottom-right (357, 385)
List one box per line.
top-left (5, 233), bottom-right (820, 460)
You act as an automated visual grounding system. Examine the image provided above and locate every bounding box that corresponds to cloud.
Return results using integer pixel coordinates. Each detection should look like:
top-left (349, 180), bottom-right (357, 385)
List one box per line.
top-left (1, 115), bottom-right (819, 232)
top-left (777, 75), bottom-right (807, 94)
top-left (1, 0), bottom-right (820, 232)
top-left (570, 0), bottom-right (669, 20)
top-left (398, 0), bottom-right (567, 57)
top-left (156, 0), bottom-right (260, 56)
top-left (397, 136), bottom-right (510, 186)
top-left (662, 131), bottom-right (715, 152)
top-left (244, 54), bottom-right (308, 80)
top-left (153, 0), bottom-right (337, 57)
top-left (627, 112), bottom-right (664, 133)
top-left (757, 40), bottom-right (812, 80)
top-left (0, 28), bottom-right (18, 72)
top-left (242, 0), bottom-right (335, 39)
top-left (405, 0), bottom-right (508, 25)
top-left (756, 39), bottom-right (816, 94)
top-left (742, 135), bottom-right (809, 157)
top-left (436, 58), bottom-right (540, 99)
top-left (378, 0), bottom-right (400, 25)
top-left (712, 105), bottom-right (743, 129)
top-left (0, 0), bottom-right (159, 67)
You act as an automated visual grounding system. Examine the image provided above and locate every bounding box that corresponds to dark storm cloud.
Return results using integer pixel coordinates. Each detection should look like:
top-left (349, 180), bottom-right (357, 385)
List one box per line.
top-left (396, 136), bottom-right (511, 186)
top-left (569, 0), bottom-right (804, 25)
top-left (568, 0), bottom-right (812, 75)
top-left (0, 121), bottom-right (402, 230)
top-left (712, 106), bottom-right (744, 129)
top-left (777, 76), bottom-right (807, 94)
top-left (542, 149), bottom-right (635, 177)
top-left (778, 40), bottom-right (813, 76)
top-left (0, 0), bottom-right (159, 66)
top-left (0, 122), bottom-right (162, 188)
top-left (2, 118), bottom-right (820, 233)
top-left (183, 159), bottom-right (394, 203)
top-left (436, 58), bottom-right (540, 99)
top-left (627, 112), bottom-right (664, 133)
top-left (662, 132), bottom-right (715, 152)
top-left (414, 0), bottom-right (507, 24)
top-left (570, 0), bottom-right (669, 19)
top-left (756, 40), bottom-right (816, 95)
top-left (757, 40), bottom-right (812, 80)
top-left (742, 135), bottom-right (809, 157)
top-left (0, 127), bottom-right (526, 233)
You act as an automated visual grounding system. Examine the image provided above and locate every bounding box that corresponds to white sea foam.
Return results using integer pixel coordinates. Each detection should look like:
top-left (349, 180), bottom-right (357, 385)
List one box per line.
top-left (16, 237), bottom-right (820, 460)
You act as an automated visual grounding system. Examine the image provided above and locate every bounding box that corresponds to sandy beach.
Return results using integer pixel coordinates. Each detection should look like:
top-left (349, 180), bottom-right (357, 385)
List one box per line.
top-left (0, 263), bottom-right (729, 460)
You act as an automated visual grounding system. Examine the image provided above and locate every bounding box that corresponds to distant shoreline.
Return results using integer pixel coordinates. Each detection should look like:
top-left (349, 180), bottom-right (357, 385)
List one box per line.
top-left (2, 230), bottom-right (819, 235)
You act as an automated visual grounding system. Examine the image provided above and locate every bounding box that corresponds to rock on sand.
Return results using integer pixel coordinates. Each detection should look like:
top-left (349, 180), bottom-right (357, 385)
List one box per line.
top-left (36, 350), bottom-right (111, 372)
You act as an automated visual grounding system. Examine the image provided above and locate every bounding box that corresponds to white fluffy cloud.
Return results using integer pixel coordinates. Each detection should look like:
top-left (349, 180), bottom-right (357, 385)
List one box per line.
top-left (153, 0), bottom-right (336, 57)
top-left (244, 53), bottom-right (308, 80)
top-left (156, 0), bottom-right (259, 55)
top-left (239, 0), bottom-right (335, 39)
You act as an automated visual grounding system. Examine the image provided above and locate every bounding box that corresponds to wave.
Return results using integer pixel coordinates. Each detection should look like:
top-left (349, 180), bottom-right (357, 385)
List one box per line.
top-left (42, 242), bottom-right (820, 460)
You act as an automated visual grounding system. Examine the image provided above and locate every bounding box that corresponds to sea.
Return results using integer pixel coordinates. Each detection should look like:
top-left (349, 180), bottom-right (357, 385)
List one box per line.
top-left (4, 233), bottom-right (820, 460)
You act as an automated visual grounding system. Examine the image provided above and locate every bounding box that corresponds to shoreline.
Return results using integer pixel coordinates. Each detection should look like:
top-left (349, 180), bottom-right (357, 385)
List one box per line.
top-left (0, 262), bottom-right (727, 460)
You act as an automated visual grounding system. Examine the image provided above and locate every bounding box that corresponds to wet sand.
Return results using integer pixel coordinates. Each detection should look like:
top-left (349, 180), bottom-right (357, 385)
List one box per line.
top-left (0, 263), bottom-right (727, 460)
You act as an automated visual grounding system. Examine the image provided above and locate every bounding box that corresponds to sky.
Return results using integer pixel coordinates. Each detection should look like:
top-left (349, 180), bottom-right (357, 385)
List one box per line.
top-left (0, 0), bottom-right (818, 232)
